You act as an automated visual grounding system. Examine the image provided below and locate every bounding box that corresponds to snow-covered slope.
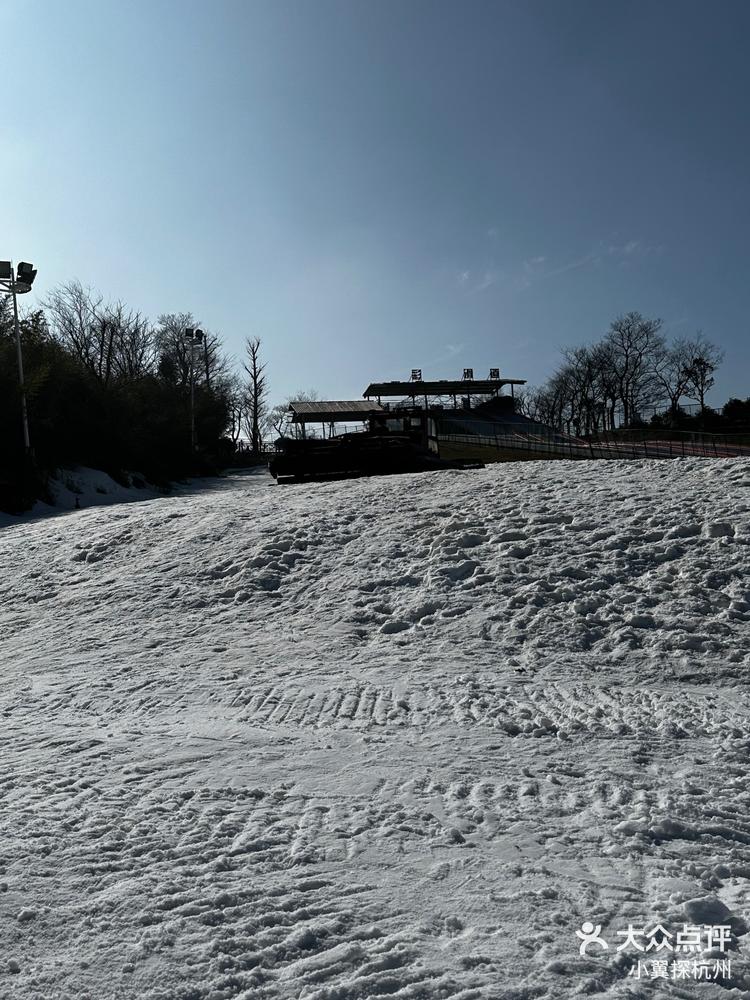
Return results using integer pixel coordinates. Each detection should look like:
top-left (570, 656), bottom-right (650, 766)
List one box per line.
top-left (0, 466), bottom-right (161, 529)
top-left (1, 460), bottom-right (749, 999)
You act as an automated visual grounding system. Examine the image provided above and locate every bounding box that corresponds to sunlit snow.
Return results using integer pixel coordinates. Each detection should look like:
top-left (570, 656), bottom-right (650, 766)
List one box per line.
top-left (2, 459), bottom-right (749, 998)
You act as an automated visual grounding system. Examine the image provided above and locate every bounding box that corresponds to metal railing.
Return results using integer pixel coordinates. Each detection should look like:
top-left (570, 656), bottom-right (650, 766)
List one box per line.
top-left (437, 424), bottom-right (750, 462)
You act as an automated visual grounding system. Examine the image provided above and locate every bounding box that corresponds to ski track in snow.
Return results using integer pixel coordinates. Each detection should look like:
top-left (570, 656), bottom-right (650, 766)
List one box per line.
top-left (1, 459), bottom-right (750, 999)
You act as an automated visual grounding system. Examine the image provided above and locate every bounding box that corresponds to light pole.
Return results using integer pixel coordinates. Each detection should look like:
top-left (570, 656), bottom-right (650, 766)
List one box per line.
top-left (184, 328), bottom-right (203, 451)
top-left (0, 260), bottom-right (37, 455)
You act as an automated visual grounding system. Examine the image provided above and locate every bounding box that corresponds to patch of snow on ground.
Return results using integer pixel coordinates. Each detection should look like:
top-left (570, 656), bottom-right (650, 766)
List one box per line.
top-left (46, 467), bottom-right (157, 510)
top-left (1, 459), bottom-right (749, 998)
top-left (0, 466), bottom-right (163, 530)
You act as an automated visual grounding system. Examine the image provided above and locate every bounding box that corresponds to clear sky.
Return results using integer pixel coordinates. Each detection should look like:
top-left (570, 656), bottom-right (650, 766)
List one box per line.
top-left (3, 0), bottom-right (749, 406)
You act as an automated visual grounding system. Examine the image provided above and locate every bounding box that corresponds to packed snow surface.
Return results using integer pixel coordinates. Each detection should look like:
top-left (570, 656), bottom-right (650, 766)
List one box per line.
top-left (2, 459), bottom-right (750, 999)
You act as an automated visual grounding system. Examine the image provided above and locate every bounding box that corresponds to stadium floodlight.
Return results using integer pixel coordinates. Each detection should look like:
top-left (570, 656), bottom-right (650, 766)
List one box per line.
top-left (184, 328), bottom-right (205, 451)
top-left (489, 368), bottom-right (500, 380)
top-left (0, 259), bottom-right (37, 453)
top-left (462, 368), bottom-right (474, 380)
top-left (16, 262), bottom-right (37, 290)
top-left (411, 368), bottom-right (423, 381)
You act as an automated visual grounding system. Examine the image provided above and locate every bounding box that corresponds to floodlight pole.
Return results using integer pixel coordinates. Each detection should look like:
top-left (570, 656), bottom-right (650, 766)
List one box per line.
top-left (10, 267), bottom-right (31, 453)
top-left (0, 261), bottom-right (34, 454)
top-left (184, 328), bottom-right (203, 452)
top-left (189, 338), bottom-right (196, 452)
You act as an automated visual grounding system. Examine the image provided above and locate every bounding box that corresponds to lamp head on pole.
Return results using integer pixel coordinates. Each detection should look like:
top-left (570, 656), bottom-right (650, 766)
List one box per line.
top-left (0, 260), bottom-right (37, 293)
top-left (16, 262), bottom-right (37, 289)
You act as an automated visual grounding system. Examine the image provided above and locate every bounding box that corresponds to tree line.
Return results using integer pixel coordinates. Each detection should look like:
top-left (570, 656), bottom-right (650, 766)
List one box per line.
top-left (517, 312), bottom-right (726, 435)
top-left (1, 280), bottom-right (271, 511)
top-left (2, 287), bottom-right (741, 512)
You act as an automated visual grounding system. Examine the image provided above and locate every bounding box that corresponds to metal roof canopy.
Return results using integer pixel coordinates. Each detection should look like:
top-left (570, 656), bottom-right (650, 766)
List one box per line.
top-left (289, 399), bottom-right (385, 424)
top-left (364, 378), bottom-right (526, 398)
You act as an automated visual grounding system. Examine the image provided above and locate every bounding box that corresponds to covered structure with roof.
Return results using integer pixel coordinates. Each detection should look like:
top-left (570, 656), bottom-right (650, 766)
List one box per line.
top-left (271, 367), bottom-right (544, 479)
top-left (286, 370), bottom-right (527, 439)
top-left (363, 375), bottom-right (525, 405)
top-left (288, 399), bottom-right (385, 438)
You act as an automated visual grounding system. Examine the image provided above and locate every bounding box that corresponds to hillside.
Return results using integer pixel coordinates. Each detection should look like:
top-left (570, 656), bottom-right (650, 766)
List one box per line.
top-left (1, 459), bottom-right (749, 999)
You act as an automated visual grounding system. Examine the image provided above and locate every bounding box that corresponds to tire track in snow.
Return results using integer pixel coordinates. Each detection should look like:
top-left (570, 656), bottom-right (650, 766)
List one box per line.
top-left (229, 678), bottom-right (750, 742)
top-left (0, 767), bottom-right (498, 999)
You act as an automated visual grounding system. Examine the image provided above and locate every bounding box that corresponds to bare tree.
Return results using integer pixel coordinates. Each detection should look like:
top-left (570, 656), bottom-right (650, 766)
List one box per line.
top-left (45, 280), bottom-right (105, 376)
top-left (265, 389), bottom-right (320, 441)
top-left (651, 337), bottom-right (695, 422)
top-left (513, 388), bottom-right (534, 419)
top-left (683, 332), bottom-right (724, 411)
top-left (265, 402), bottom-right (290, 440)
top-left (106, 303), bottom-right (155, 382)
top-left (605, 312), bottom-right (664, 425)
top-left (558, 345), bottom-right (614, 435)
top-left (531, 372), bottom-right (570, 431)
top-left (521, 314), bottom-right (723, 435)
top-left (45, 281), bottom-right (156, 385)
top-left (153, 312), bottom-right (194, 386)
top-left (242, 337), bottom-right (268, 456)
top-left (222, 374), bottom-right (247, 449)
top-left (588, 342), bottom-right (619, 431)
top-left (522, 385), bottom-right (558, 426)
top-left (155, 313), bottom-right (229, 389)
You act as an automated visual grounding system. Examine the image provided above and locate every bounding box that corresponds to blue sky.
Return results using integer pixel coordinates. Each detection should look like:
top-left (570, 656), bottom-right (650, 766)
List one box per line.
top-left (3, 0), bottom-right (749, 405)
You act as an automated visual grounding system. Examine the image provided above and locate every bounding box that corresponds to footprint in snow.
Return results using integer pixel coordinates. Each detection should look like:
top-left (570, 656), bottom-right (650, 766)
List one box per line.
top-left (703, 522), bottom-right (735, 539)
top-left (380, 620), bottom-right (410, 635)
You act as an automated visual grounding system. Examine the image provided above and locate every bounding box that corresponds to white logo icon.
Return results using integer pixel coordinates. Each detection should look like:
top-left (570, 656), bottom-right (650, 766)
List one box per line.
top-left (576, 921), bottom-right (609, 956)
